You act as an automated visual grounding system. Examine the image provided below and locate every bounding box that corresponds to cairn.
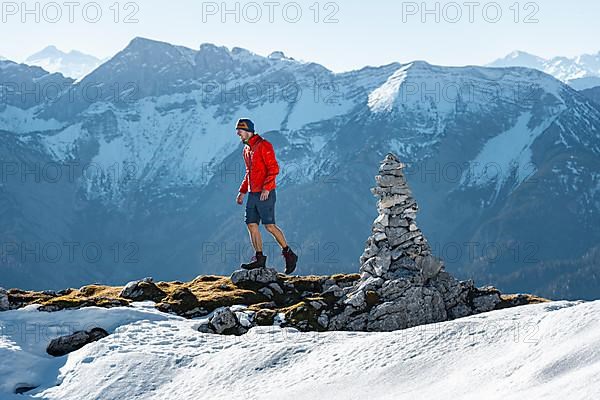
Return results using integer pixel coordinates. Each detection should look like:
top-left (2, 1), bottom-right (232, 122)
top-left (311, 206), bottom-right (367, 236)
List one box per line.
top-left (359, 153), bottom-right (440, 281)
top-left (327, 153), bottom-right (503, 332)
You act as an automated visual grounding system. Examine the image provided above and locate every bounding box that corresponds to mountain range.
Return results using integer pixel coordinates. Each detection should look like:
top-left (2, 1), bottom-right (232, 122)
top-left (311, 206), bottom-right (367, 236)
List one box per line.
top-left (9, 46), bottom-right (600, 89)
top-left (489, 50), bottom-right (600, 90)
top-left (1, 37), bottom-right (599, 299)
top-left (23, 45), bottom-right (103, 79)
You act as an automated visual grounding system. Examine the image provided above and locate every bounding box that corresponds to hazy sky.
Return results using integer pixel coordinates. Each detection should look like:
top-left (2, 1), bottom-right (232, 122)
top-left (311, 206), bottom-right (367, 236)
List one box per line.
top-left (1, 0), bottom-right (598, 72)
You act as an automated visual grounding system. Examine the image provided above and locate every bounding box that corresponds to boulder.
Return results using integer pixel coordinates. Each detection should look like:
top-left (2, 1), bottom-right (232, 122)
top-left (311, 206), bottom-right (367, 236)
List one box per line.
top-left (367, 287), bottom-right (447, 331)
top-left (196, 307), bottom-right (257, 335)
top-left (156, 287), bottom-right (205, 317)
top-left (47, 327), bottom-right (109, 357)
top-left (210, 307), bottom-right (239, 334)
top-left (119, 277), bottom-right (166, 302)
top-left (258, 287), bottom-right (275, 299)
top-left (200, 306), bottom-right (256, 335)
top-left (231, 268), bottom-right (280, 289)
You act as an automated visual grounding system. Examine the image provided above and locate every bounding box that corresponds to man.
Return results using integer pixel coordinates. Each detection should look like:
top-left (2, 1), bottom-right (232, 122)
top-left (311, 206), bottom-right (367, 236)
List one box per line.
top-left (235, 118), bottom-right (298, 274)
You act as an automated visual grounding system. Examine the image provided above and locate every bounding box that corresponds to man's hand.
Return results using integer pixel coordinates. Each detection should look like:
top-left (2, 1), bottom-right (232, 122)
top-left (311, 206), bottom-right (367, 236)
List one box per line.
top-left (236, 192), bottom-right (245, 205)
top-left (260, 189), bottom-right (270, 201)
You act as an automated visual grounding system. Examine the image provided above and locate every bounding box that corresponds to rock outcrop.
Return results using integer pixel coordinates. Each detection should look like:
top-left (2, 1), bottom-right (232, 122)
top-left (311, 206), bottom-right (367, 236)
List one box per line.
top-left (46, 327), bottom-right (109, 357)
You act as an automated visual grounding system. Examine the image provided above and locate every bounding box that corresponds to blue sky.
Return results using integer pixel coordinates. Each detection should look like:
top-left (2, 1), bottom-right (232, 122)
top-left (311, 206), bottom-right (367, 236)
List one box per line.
top-left (1, 0), bottom-right (598, 72)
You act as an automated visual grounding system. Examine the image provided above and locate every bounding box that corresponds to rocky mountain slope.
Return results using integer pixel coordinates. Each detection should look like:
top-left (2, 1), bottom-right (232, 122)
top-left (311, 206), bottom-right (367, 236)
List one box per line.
top-left (581, 86), bottom-right (600, 105)
top-left (1, 37), bottom-right (599, 299)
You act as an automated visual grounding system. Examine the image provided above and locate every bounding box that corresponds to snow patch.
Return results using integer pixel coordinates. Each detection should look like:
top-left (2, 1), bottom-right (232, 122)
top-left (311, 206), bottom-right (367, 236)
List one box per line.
top-left (1, 300), bottom-right (598, 399)
top-left (461, 111), bottom-right (562, 200)
top-left (368, 64), bottom-right (410, 113)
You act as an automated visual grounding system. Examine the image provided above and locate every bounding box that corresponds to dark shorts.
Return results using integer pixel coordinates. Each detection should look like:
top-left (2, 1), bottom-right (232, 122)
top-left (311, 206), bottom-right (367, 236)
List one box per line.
top-left (245, 190), bottom-right (276, 225)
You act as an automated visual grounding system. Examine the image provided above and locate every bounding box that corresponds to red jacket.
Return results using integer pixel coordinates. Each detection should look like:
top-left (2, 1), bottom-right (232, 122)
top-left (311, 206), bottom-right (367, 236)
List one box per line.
top-left (239, 134), bottom-right (280, 193)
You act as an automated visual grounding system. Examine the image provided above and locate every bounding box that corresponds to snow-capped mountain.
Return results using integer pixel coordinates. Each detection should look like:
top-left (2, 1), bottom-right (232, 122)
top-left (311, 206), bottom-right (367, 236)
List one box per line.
top-left (0, 299), bottom-right (598, 399)
top-left (488, 50), bottom-right (547, 71)
top-left (24, 45), bottom-right (103, 79)
top-left (489, 50), bottom-right (600, 90)
top-left (1, 37), bottom-right (599, 299)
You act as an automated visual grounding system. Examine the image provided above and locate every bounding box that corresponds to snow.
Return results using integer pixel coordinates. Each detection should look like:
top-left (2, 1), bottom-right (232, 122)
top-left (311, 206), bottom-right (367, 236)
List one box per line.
top-left (366, 62), bottom-right (566, 138)
top-left (370, 61), bottom-right (483, 116)
top-left (42, 87), bottom-right (300, 197)
top-left (1, 47), bottom-right (585, 206)
top-left (368, 64), bottom-right (410, 113)
top-left (1, 300), bottom-right (599, 399)
top-left (285, 82), bottom-right (355, 131)
top-left (489, 50), bottom-right (600, 87)
top-left (0, 105), bottom-right (66, 134)
top-left (42, 123), bottom-right (83, 159)
top-left (460, 111), bottom-right (562, 201)
top-left (0, 302), bottom-right (177, 398)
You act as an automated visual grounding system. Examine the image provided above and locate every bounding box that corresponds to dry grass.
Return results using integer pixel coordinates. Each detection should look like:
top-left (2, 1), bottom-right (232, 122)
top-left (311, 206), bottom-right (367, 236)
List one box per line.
top-left (496, 293), bottom-right (550, 310)
top-left (6, 273), bottom-right (354, 315)
top-left (6, 285), bottom-right (130, 311)
top-left (5, 274), bottom-right (545, 321)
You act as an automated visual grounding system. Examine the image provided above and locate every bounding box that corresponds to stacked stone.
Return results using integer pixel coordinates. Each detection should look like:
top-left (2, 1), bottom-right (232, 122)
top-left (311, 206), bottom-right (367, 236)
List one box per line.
top-left (359, 153), bottom-right (438, 281)
top-left (325, 153), bottom-right (507, 332)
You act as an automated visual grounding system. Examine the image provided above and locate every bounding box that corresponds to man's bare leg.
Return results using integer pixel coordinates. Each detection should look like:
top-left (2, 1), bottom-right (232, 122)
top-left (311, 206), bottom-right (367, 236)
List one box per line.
top-left (246, 223), bottom-right (263, 252)
top-left (265, 223), bottom-right (297, 274)
top-left (264, 224), bottom-right (288, 249)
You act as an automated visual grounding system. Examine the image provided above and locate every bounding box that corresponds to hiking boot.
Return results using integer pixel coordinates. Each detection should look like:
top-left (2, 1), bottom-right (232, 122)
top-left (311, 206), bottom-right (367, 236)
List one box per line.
top-left (241, 254), bottom-right (267, 270)
top-left (282, 248), bottom-right (298, 274)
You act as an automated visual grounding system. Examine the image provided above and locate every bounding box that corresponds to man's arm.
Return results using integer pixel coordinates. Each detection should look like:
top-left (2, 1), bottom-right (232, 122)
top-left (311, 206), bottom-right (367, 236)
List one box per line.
top-left (237, 171), bottom-right (249, 204)
top-left (239, 172), bottom-right (249, 194)
top-left (261, 141), bottom-right (280, 192)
